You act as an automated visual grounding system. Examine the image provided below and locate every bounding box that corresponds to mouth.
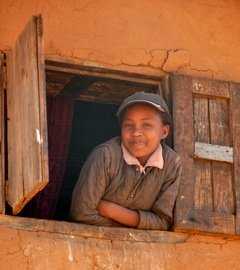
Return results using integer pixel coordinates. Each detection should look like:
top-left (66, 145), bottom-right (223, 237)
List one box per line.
top-left (129, 140), bottom-right (146, 149)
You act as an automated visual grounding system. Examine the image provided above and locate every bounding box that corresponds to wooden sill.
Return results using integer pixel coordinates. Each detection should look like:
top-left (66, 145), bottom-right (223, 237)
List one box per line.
top-left (0, 214), bottom-right (187, 243)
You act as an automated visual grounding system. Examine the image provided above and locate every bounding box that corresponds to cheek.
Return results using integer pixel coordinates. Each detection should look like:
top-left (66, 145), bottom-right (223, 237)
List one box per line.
top-left (147, 128), bottom-right (165, 143)
top-left (121, 130), bottom-right (130, 142)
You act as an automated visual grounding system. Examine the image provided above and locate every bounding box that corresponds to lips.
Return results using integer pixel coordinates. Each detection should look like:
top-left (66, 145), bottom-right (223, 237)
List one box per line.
top-left (129, 140), bottom-right (146, 149)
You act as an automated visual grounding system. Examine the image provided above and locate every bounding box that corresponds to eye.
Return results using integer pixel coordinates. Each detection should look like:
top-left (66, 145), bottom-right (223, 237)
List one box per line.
top-left (142, 123), bottom-right (152, 129)
top-left (122, 123), bottom-right (133, 130)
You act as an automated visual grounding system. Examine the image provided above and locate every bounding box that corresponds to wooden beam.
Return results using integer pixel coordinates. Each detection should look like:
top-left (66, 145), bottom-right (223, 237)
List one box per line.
top-left (230, 82), bottom-right (240, 234)
top-left (0, 214), bottom-right (188, 244)
top-left (192, 78), bottom-right (230, 99)
top-left (45, 56), bottom-right (162, 86)
top-left (194, 142), bottom-right (233, 163)
top-left (171, 75), bottom-right (196, 228)
top-left (0, 53), bottom-right (5, 214)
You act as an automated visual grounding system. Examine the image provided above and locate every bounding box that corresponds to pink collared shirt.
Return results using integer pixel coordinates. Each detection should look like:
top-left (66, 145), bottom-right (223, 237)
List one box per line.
top-left (121, 143), bottom-right (164, 174)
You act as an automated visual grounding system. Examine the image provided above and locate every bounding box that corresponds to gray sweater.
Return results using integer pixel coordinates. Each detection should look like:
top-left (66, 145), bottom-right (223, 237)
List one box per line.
top-left (70, 137), bottom-right (182, 230)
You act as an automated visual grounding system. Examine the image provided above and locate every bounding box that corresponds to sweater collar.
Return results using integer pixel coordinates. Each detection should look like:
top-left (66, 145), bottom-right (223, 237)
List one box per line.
top-left (121, 143), bottom-right (164, 174)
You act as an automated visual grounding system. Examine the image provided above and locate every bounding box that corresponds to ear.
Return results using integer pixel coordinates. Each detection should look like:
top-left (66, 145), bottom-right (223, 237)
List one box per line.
top-left (161, 125), bottom-right (170, 139)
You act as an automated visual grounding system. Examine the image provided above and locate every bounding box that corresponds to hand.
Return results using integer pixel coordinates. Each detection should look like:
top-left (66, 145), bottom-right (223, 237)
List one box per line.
top-left (97, 200), bottom-right (139, 227)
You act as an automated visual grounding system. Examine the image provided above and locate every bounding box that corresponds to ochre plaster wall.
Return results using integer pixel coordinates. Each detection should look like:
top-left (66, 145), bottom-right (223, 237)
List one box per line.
top-left (0, 0), bottom-right (240, 82)
top-left (1, 2), bottom-right (240, 269)
top-left (0, 215), bottom-right (240, 270)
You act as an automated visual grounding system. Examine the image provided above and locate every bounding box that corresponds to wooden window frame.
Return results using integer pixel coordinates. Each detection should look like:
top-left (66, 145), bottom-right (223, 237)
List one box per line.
top-left (172, 75), bottom-right (240, 235)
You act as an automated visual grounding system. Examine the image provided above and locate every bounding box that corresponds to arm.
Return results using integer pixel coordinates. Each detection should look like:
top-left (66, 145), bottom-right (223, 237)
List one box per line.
top-left (98, 157), bottom-right (182, 230)
top-left (98, 200), bottom-right (139, 227)
top-left (137, 157), bottom-right (182, 230)
top-left (70, 146), bottom-right (117, 226)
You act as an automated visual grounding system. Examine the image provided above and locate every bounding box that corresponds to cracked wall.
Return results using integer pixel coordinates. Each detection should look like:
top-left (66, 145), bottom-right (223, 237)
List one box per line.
top-left (1, 221), bottom-right (240, 270)
top-left (0, 1), bottom-right (240, 82)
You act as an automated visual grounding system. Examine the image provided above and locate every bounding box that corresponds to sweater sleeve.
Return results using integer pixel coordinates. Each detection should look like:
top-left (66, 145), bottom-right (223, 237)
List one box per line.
top-left (70, 145), bottom-right (117, 226)
top-left (137, 156), bottom-right (182, 230)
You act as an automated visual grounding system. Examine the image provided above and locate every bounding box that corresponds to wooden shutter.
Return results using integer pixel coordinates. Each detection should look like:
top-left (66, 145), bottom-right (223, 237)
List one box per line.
top-left (6, 15), bottom-right (49, 215)
top-left (172, 75), bottom-right (240, 234)
top-left (0, 53), bottom-right (5, 214)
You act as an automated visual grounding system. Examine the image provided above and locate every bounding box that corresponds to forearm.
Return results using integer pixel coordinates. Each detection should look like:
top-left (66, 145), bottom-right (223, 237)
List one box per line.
top-left (98, 200), bottom-right (139, 227)
top-left (137, 209), bottom-right (170, 230)
top-left (70, 207), bottom-right (118, 226)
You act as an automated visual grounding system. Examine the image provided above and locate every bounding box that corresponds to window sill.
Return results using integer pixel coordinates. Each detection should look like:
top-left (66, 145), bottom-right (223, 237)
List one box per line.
top-left (0, 214), bottom-right (187, 244)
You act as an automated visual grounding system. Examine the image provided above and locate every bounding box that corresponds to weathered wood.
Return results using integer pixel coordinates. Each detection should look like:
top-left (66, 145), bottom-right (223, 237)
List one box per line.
top-left (194, 160), bottom-right (213, 211)
top-left (193, 95), bottom-right (212, 217)
top-left (209, 94), bottom-right (234, 216)
top-left (178, 210), bottom-right (235, 235)
top-left (173, 75), bottom-right (236, 235)
top-left (171, 75), bottom-right (195, 228)
top-left (193, 97), bottom-right (210, 143)
top-left (161, 75), bottom-right (173, 147)
top-left (0, 54), bottom-right (5, 214)
top-left (0, 214), bottom-right (188, 244)
top-left (46, 70), bottom-right (75, 96)
top-left (73, 78), bottom-right (157, 104)
top-left (45, 57), bottom-right (162, 86)
top-left (194, 142), bottom-right (233, 163)
top-left (230, 82), bottom-right (240, 234)
top-left (212, 162), bottom-right (234, 214)
top-left (192, 77), bottom-right (230, 99)
top-left (6, 15), bottom-right (49, 214)
top-left (209, 98), bottom-right (231, 146)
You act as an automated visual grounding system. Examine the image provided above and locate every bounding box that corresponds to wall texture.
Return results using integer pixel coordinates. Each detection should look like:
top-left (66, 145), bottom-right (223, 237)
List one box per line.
top-left (0, 0), bottom-right (240, 82)
top-left (0, 215), bottom-right (240, 270)
top-left (1, 2), bottom-right (240, 269)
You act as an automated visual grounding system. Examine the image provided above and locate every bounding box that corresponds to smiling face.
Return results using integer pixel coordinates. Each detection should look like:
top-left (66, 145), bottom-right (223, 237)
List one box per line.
top-left (121, 103), bottom-right (169, 165)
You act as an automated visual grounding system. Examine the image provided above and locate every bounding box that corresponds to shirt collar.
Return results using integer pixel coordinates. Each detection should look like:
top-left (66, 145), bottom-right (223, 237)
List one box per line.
top-left (121, 143), bottom-right (164, 174)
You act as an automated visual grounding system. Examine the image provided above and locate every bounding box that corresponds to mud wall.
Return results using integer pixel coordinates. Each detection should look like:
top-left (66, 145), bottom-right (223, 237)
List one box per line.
top-left (0, 0), bottom-right (240, 82)
top-left (0, 215), bottom-right (239, 270)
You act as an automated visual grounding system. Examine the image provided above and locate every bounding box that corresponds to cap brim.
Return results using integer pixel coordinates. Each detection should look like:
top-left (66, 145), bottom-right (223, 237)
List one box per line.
top-left (117, 100), bottom-right (165, 117)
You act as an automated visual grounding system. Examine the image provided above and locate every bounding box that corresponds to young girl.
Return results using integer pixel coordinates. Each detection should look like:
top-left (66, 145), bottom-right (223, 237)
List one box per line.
top-left (70, 92), bottom-right (182, 230)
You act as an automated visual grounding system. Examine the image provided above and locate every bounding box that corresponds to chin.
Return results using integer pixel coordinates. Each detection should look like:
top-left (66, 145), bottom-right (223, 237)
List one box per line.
top-left (131, 150), bottom-right (149, 159)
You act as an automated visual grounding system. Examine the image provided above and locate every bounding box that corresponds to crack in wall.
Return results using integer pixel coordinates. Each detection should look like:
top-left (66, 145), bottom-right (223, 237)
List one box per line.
top-left (48, 48), bottom-right (215, 78)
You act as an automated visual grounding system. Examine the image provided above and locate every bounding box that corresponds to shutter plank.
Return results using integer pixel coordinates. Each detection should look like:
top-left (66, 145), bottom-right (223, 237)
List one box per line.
top-left (194, 160), bottom-right (213, 210)
top-left (7, 16), bottom-right (49, 215)
top-left (193, 96), bottom-right (212, 212)
top-left (173, 75), bottom-right (236, 234)
top-left (194, 142), bottom-right (233, 163)
top-left (230, 82), bottom-right (240, 234)
top-left (0, 54), bottom-right (5, 213)
top-left (192, 78), bottom-right (230, 98)
top-left (212, 162), bottom-right (234, 214)
top-left (209, 98), bottom-right (231, 146)
top-left (172, 75), bottom-right (195, 227)
top-left (209, 97), bottom-right (234, 215)
top-left (193, 97), bottom-right (210, 143)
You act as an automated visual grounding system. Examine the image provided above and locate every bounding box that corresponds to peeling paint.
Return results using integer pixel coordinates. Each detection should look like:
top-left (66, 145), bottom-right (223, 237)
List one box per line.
top-left (67, 241), bottom-right (74, 262)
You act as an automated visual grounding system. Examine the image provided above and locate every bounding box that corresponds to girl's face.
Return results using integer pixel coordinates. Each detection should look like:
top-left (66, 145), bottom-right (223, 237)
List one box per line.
top-left (121, 103), bottom-right (169, 165)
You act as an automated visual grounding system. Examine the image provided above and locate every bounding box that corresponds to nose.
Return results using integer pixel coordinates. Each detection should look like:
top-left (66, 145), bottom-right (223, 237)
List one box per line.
top-left (132, 127), bottom-right (143, 136)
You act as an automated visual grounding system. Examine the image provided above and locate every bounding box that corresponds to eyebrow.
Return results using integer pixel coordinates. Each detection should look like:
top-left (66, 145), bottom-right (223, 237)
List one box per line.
top-left (123, 117), bottom-right (154, 121)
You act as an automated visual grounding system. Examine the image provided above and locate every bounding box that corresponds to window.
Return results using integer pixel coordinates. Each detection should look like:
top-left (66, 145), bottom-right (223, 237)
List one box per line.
top-left (2, 15), bottom-right (240, 236)
top-left (2, 15), bottom-right (168, 222)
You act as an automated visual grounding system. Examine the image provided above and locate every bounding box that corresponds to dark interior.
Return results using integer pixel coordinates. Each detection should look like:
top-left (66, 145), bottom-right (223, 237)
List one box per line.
top-left (20, 72), bottom-right (159, 220)
top-left (55, 100), bottom-right (120, 220)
